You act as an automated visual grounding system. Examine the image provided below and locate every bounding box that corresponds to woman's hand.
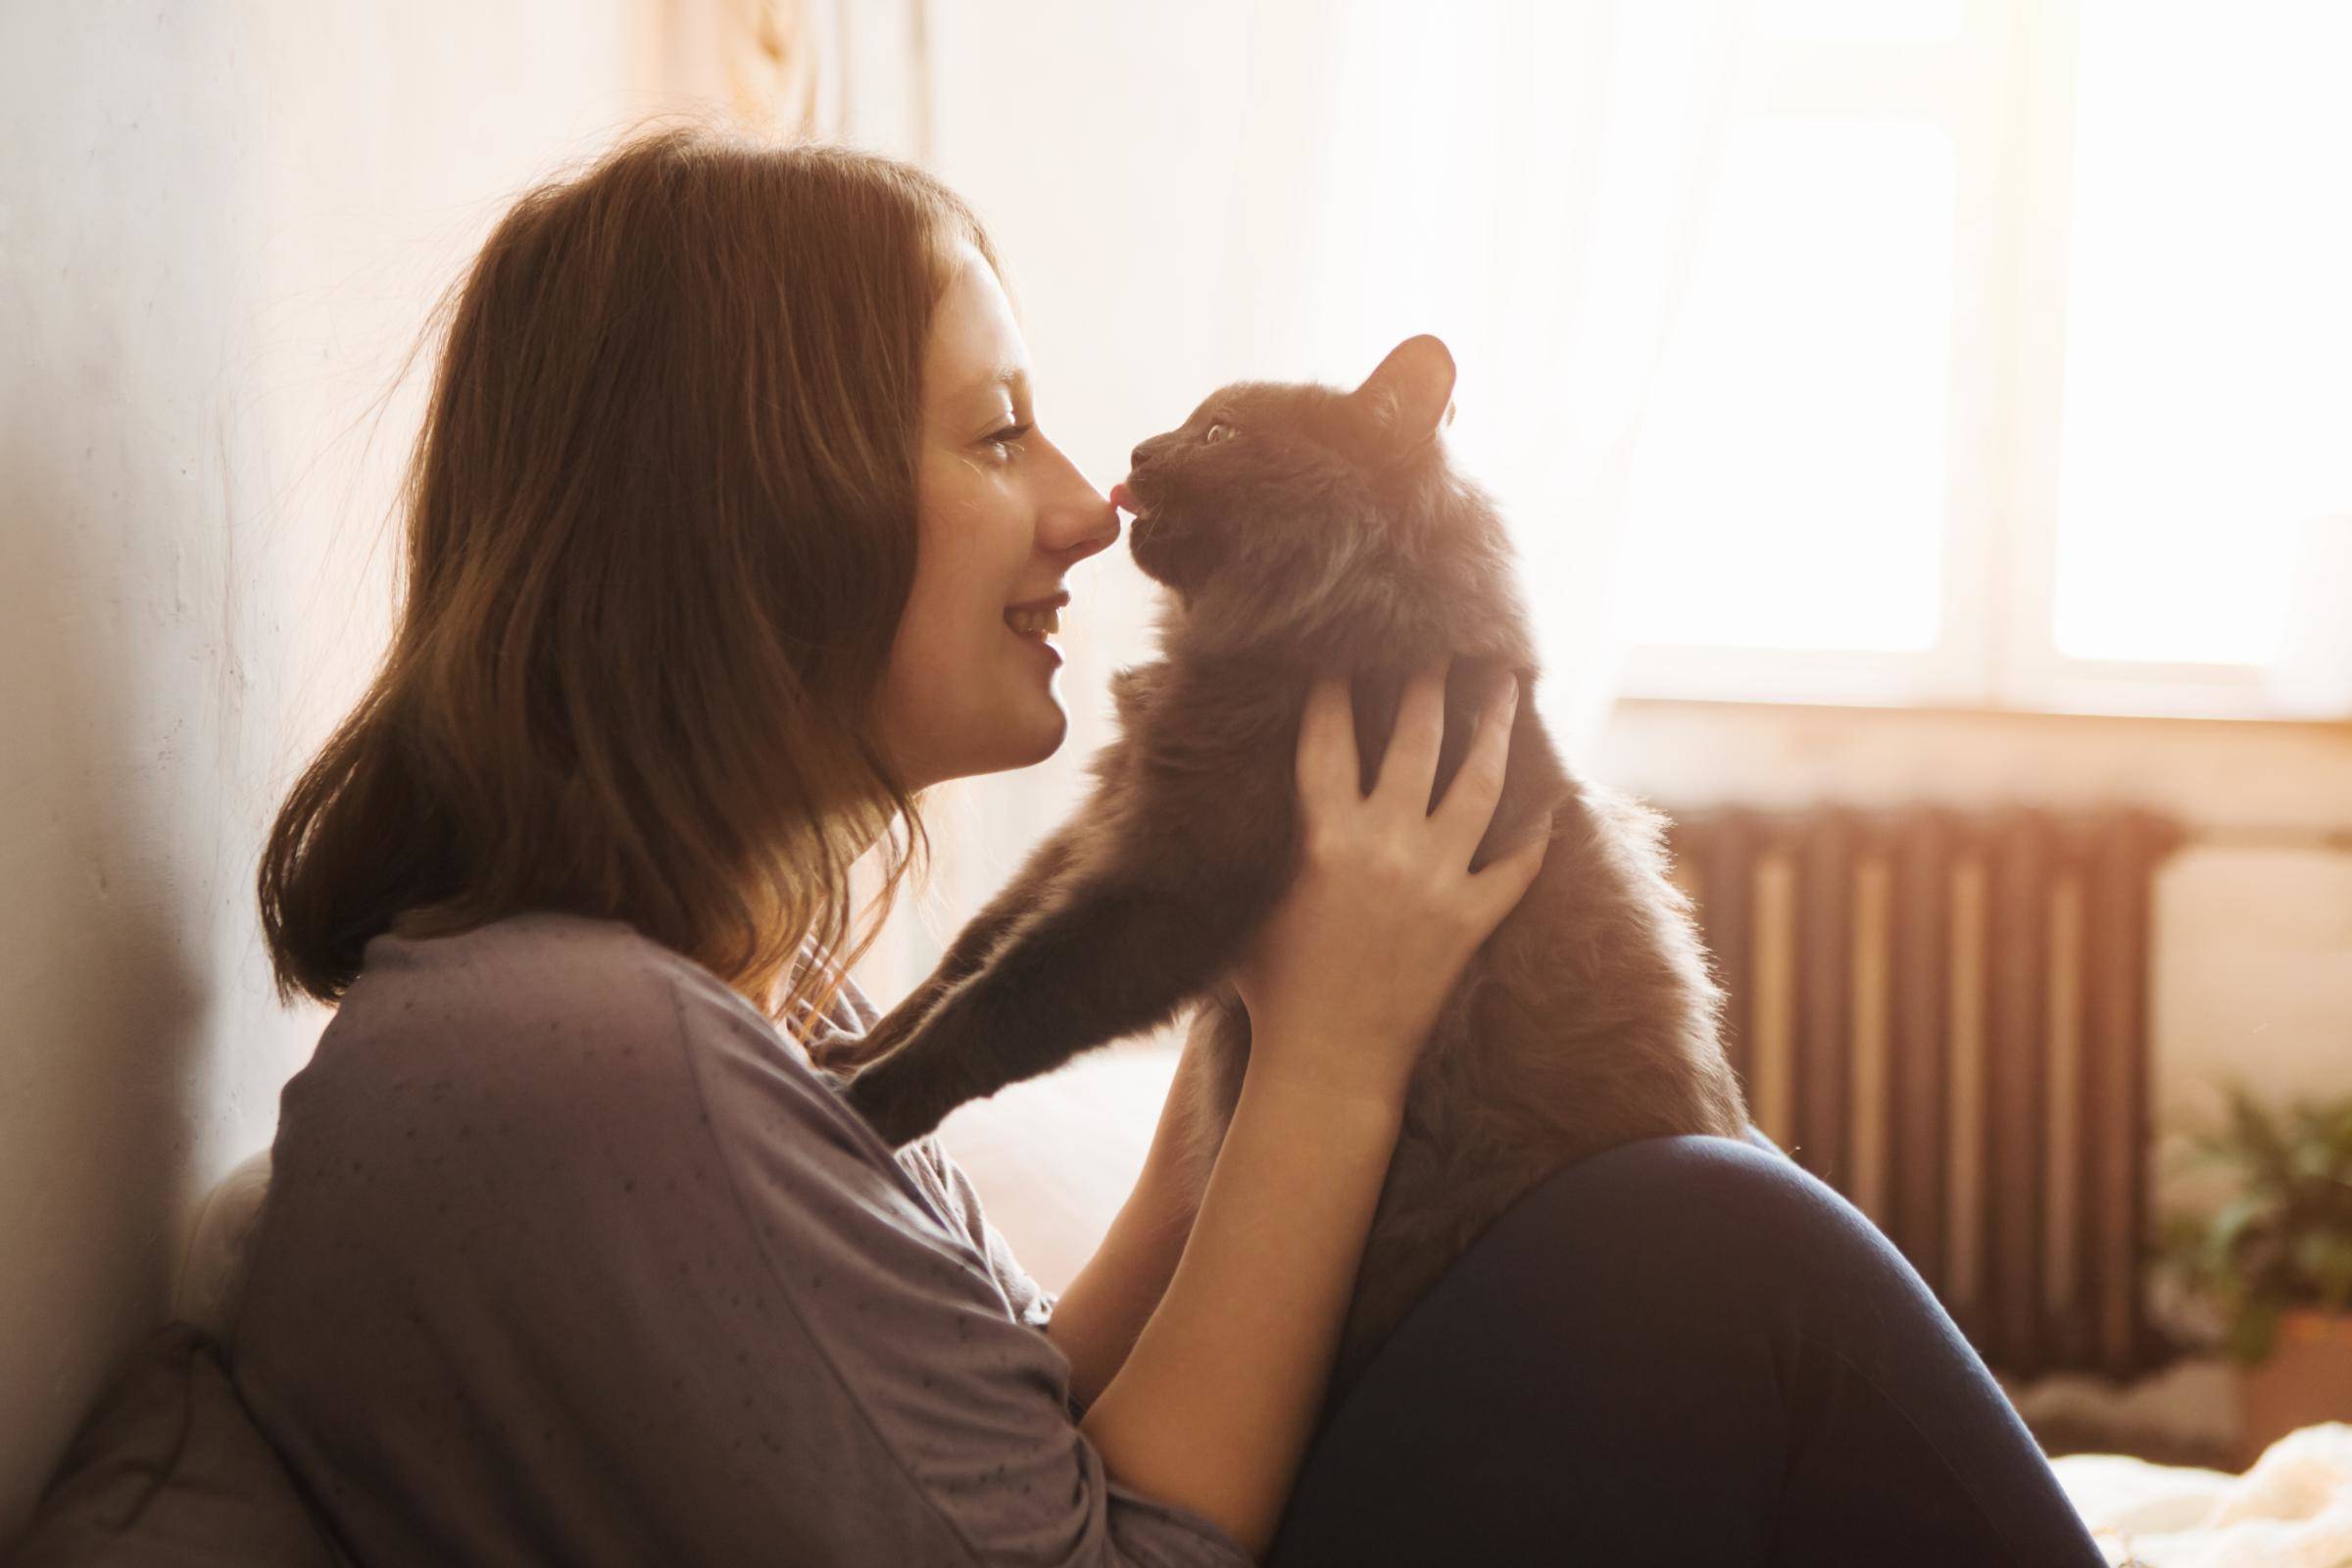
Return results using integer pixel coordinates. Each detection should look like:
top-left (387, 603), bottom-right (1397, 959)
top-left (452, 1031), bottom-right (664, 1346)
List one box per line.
top-left (1233, 663), bottom-right (1549, 1111)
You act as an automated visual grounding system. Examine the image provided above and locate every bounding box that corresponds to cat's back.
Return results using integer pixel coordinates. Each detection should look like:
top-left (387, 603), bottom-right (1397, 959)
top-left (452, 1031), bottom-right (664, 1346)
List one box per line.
top-left (1470, 777), bottom-right (1747, 1140)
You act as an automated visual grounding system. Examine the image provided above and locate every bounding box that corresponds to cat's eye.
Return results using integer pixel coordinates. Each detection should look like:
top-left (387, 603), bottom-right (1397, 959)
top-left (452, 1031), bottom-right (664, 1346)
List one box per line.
top-left (1201, 421), bottom-right (1234, 445)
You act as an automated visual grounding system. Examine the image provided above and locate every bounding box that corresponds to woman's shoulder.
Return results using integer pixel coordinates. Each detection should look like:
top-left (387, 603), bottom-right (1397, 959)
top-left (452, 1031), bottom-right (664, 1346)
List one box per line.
top-left (250, 911), bottom-right (976, 1323)
top-left (281, 908), bottom-right (885, 1179)
top-left (348, 907), bottom-right (729, 1039)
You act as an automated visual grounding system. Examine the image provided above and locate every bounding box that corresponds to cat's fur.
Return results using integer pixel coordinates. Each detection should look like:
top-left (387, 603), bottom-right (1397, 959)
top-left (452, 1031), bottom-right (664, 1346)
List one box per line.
top-left (839, 336), bottom-right (1747, 1395)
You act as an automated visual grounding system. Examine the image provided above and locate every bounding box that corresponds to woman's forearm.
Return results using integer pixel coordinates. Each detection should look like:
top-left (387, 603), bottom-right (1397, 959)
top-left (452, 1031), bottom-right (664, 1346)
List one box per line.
top-left (1044, 1152), bottom-right (1199, 1413)
top-left (1042, 1032), bottom-right (1226, 1409)
top-left (1078, 1054), bottom-right (1401, 1561)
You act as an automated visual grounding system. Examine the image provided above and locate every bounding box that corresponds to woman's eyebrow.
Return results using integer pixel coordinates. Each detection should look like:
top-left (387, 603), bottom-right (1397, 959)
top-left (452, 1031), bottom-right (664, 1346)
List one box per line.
top-left (959, 363), bottom-right (1031, 405)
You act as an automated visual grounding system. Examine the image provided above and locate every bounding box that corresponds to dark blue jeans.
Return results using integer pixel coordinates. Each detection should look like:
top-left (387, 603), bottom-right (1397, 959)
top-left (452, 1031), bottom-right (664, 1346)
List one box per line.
top-left (1268, 1135), bottom-right (2106, 1566)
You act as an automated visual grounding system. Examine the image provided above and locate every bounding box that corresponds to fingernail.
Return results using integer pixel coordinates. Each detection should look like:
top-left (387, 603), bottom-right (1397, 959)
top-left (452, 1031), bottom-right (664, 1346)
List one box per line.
top-left (1493, 677), bottom-right (1519, 718)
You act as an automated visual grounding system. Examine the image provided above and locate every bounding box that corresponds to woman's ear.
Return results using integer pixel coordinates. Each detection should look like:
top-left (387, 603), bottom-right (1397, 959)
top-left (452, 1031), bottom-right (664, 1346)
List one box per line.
top-left (1346, 335), bottom-right (1458, 454)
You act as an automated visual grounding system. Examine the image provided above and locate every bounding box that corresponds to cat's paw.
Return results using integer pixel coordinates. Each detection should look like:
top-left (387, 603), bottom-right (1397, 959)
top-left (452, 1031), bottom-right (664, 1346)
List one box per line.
top-left (841, 1056), bottom-right (954, 1150)
top-left (839, 999), bottom-right (1004, 1149)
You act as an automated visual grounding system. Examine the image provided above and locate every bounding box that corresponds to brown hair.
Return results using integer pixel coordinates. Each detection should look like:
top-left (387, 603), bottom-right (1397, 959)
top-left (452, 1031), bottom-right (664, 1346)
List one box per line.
top-left (258, 126), bottom-right (998, 1032)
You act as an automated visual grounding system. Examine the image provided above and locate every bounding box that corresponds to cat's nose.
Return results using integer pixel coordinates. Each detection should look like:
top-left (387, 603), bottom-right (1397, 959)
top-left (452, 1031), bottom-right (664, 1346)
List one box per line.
top-left (1129, 443), bottom-right (1152, 471)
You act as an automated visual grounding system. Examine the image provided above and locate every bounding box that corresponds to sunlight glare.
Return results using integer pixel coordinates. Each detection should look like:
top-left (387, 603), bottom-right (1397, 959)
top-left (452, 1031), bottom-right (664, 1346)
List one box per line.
top-left (1619, 116), bottom-right (1956, 652)
top-left (2053, 1), bottom-right (2352, 665)
top-left (1755, 0), bottom-right (1966, 42)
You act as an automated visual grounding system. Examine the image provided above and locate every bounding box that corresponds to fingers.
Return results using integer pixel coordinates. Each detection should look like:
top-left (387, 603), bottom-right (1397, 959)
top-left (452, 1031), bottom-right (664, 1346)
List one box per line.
top-left (1371, 663), bottom-right (1449, 814)
top-left (1433, 673), bottom-right (1519, 848)
top-left (1294, 676), bottom-right (1358, 809)
top-left (1466, 825), bottom-right (1551, 930)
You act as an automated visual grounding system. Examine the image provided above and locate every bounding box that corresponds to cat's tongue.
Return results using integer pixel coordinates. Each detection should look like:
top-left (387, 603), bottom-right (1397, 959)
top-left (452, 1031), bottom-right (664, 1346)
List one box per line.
top-left (1108, 483), bottom-right (1139, 515)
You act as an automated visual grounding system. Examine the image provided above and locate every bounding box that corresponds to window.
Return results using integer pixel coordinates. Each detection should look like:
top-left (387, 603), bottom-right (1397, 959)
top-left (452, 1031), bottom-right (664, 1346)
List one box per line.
top-left (1614, 0), bottom-right (2352, 717)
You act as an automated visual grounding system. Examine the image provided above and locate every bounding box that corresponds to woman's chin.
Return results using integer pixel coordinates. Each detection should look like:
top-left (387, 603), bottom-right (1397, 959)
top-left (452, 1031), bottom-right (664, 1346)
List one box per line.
top-left (1005, 688), bottom-right (1069, 767)
top-left (951, 687), bottom-right (1068, 781)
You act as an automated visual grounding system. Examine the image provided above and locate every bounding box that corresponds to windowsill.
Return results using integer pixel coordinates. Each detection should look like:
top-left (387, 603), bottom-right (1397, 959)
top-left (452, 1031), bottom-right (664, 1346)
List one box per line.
top-left (1592, 696), bottom-right (2352, 849)
top-left (1612, 643), bottom-right (2351, 725)
top-left (1611, 693), bottom-right (2352, 736)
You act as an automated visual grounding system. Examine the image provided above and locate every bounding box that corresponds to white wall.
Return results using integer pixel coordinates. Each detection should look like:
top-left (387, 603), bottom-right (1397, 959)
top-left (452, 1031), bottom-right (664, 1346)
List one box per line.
top-left (0, 0), bottom-right (675, 1535)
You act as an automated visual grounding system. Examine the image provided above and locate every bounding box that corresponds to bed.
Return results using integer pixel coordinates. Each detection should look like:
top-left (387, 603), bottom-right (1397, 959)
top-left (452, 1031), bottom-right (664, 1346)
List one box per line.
top-left (2053, 1426), bottom-right (2352, 1568)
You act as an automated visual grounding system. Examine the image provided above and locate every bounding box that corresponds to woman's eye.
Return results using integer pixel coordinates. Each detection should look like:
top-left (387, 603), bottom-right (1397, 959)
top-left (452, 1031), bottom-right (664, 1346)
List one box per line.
top-left (1202, 421), bottom-right (1233, 444)
top-left (986, 422), bottom-right (1033, 454)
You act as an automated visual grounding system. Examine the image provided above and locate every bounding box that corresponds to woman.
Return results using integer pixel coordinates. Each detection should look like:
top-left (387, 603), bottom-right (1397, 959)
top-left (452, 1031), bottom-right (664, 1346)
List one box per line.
top-left (245, 130), bottom-right (2103, 1565)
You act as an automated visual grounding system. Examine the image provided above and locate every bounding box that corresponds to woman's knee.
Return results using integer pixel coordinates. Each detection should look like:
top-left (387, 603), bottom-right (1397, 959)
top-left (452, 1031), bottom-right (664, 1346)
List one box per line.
top-left (1522, 1133), bottom-right (1830, 1248)
top-left (1461, 1134), bottom-right (1918, 1330)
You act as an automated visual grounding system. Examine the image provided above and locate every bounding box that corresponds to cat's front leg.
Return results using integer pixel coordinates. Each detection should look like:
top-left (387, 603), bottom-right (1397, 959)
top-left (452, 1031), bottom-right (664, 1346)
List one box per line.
top-left (844, 875), bottom-right (1277, 1148)
top-left (812, 833), bottom-right (1081, 1074)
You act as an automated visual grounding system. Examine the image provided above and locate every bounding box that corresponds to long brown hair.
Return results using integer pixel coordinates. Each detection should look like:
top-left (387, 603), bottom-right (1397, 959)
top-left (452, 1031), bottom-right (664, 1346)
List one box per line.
top-left (259, 126), bottom-right (997, 1032)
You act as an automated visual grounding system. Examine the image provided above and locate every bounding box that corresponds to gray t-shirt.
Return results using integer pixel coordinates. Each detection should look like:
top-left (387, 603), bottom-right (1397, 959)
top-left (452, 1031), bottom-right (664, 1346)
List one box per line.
top-left (230, 908), bottom-right (1250, 1566)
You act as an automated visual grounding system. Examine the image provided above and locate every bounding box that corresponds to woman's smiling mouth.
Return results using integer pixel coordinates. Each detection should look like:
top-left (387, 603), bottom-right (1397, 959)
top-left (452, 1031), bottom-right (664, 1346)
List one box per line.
top-left (997, 602), bottom-right (1062, 629)
top-left (1002, 587), bottom-right (1067, 662)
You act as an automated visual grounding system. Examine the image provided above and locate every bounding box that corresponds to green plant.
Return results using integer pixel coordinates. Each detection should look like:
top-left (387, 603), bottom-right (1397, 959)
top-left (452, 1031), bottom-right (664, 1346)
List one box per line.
top-left (2161, 1084), bottom-right (2352, 1364)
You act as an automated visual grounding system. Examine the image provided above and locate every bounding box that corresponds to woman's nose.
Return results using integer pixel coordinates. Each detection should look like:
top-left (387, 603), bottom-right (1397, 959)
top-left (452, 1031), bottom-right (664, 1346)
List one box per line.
top-left (1044, 493), bottom-right (1120, 564)
top-left (1038, 455), bottom-right (1120, 562)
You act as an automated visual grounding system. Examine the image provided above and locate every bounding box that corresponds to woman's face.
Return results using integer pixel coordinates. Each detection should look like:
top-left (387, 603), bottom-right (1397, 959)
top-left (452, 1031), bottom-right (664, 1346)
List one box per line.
top-left (876, 243), bottom-right (1119, 791)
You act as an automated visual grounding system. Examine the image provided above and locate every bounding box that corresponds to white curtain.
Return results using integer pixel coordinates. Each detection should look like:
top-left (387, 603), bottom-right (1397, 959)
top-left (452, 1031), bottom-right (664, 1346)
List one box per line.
top-left (1227, 0), bottom-right (1750, 755)
top-left (852, 0), bottom-right (1752, 997)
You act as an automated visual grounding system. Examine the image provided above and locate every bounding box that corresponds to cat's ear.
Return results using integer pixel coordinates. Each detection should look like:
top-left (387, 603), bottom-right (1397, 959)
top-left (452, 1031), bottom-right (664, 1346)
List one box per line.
top-left (1347, 335), bottom-right (1457, 455)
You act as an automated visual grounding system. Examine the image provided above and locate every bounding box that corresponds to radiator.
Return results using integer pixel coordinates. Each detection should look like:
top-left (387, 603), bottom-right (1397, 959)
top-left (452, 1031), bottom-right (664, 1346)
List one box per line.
top-left (1663, 807), bottom-right (2181, 1380)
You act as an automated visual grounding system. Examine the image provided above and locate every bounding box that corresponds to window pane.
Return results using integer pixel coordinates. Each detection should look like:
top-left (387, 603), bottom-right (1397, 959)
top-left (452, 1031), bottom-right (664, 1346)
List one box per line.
top-left (1621, 117), bottom-right (1955, 652)
top-left (1756, 0), bottom-right (1965, 42)
top-left (2053, 3), bottom-right (2352, 664)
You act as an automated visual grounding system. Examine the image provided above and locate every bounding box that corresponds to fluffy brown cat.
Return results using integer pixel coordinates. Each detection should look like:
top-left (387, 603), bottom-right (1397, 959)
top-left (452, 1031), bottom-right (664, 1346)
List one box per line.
top-left (838, 335), bottom-right (1747, 1395)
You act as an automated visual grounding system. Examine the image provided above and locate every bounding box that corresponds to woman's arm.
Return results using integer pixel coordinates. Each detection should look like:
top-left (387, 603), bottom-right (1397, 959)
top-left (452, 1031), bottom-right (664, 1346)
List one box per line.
top-left (1079, 1061), bottom-right (1399, 1558)
top-left (1044, 1033), bottom-right (1221, 1412)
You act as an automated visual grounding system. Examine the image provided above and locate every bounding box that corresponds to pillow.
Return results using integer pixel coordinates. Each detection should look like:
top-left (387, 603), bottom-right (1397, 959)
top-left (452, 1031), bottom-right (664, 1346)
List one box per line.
top-left (5, 1322), bottom-right (347, 1567)
top-left (173, 1150), bottom-right (273, 1340)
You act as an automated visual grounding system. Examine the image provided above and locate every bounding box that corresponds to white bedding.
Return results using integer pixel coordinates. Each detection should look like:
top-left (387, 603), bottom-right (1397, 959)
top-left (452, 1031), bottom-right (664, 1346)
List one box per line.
top-left (2055, 1424), bottom-right (2352, 1568)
